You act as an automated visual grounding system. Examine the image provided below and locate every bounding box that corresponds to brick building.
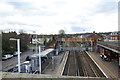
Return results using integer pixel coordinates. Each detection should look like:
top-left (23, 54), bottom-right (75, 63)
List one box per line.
top-left (109, 31), bottom-right (120, 41)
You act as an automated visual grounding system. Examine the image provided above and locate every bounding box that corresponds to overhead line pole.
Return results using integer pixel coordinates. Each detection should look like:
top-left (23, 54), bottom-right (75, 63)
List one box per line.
top-left (36, 33), bottom-right (37, 54)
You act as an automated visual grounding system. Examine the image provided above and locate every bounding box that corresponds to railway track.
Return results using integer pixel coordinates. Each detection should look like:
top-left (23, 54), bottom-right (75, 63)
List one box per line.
top-left (62, 42), bottom-right (106, 77)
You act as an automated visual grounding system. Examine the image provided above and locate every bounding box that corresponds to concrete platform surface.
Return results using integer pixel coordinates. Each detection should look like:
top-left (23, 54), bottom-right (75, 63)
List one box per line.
top-left (42, 52), bottom-right (65, 75)
top-left (86, 51), bottom-right (119, 78)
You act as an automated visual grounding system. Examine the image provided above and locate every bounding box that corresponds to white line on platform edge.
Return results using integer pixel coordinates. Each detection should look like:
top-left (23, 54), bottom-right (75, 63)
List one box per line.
top-left (85, 51), bottom-right (108, 78)
top-left (61, 51), bottom-right (69, 75)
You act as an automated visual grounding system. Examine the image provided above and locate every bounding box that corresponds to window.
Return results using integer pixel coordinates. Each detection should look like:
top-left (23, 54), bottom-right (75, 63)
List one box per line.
top-left (111, 37), bottom-right (113, 39)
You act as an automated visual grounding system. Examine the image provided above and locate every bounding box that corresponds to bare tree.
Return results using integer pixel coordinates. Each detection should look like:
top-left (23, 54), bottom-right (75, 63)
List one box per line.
top-left (59, 29), bottom-right (65, 35)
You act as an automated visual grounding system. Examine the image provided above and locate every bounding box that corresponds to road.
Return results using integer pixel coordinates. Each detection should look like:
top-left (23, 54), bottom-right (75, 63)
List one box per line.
top-left (2, 47), bottom-right (35, 72)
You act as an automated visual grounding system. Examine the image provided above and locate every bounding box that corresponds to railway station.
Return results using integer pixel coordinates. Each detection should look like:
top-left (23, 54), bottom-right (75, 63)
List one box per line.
top-left (1, 0), bottom-right (119, 80)
top-left (2, 32), bottom-right (119, 79)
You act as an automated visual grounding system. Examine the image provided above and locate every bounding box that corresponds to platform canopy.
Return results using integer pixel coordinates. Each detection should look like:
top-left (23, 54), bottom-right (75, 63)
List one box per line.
top-left (31, 48), bottom-right (54, 57)
top-left (97, 41), bottom-right (120, 54)
top-left (40, 48), bottom-right (54, 57)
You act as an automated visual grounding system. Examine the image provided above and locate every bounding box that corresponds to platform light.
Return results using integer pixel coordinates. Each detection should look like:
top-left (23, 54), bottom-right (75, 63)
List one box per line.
top-left (9, 38), bottom-right (21, 73)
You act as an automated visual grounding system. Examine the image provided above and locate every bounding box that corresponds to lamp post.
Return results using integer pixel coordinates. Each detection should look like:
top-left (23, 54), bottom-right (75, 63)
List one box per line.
top-left (36, 34), bottom-right (38, 54)
top-left (36, 41), bottom-right (42, 74)
top-left (38, 46), bottom-right (41, 74)
top-left (33, 31), bottom-right (38, 54)
top-left (9, 38), bottom-right (21, 73)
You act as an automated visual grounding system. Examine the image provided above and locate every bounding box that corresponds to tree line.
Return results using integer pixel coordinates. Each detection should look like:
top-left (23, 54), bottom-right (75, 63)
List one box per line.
top-left (2, 31), bottom-right (31, 56)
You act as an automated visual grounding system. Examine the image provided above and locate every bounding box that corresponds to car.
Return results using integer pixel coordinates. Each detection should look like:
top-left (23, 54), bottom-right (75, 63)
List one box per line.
top-left (13, 52), bottom-right (22, 56)
top-left (2, 54), bottom-right (13, 60)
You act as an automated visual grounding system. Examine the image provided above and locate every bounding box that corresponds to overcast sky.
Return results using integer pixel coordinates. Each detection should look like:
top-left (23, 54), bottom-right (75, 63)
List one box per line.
top-left (0, 0), bottom-right (118, 34)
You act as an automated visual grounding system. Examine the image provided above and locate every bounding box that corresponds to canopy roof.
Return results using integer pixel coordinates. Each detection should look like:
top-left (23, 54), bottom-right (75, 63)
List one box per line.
top-left (31, 48), bottom-right (54, 57)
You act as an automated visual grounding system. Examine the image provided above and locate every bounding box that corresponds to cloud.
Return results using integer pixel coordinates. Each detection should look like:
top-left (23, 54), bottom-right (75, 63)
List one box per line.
top-left (0, 0), bottom-right (118, 34)
top-left (71, 26), bottom-right (92, 33)
top-left (94, 1), bottom-right (117, 14)
top-left (87, 12), bottom-right (118, 32)
top-left (7, 2), bottom-right (36, 11)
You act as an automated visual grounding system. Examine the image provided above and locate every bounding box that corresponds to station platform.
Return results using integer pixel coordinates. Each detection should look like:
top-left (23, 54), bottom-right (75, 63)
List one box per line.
top-left (42, 51), bottom-right (69, 75)
top-left (86, 51), bottom-right (119, 78)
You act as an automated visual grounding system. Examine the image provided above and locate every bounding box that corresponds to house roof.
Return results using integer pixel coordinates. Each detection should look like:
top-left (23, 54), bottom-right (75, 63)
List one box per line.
top-left (81, 33), bottom-right (104, 39)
